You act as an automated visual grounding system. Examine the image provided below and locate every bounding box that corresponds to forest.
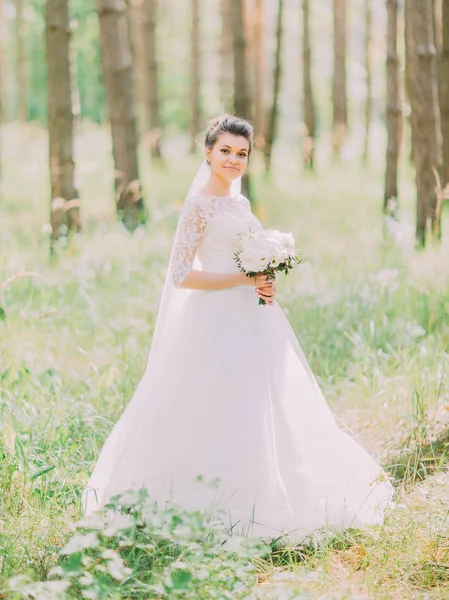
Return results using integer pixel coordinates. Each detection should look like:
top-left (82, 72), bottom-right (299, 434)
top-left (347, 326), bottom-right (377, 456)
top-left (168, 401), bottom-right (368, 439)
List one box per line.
top-left (1, 0), bottom-right (449, 598)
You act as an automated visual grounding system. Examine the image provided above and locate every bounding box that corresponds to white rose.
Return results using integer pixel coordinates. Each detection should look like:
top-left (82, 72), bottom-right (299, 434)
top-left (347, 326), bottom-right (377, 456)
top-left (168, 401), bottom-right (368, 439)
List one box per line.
top-left (263, 231), bottom-right (290, 264)
top-left (280, 232), bottom-right (295, 256)
top-left (241, 254), bottom-right (269, 272)
top-left (239, 234), bottom-right (270, 272)
top-left (237, 228), bottom-right (297, 273)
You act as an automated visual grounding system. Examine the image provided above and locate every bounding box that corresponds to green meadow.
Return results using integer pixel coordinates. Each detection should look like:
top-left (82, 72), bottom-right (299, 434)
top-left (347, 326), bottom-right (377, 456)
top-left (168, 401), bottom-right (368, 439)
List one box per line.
top-left (1, 123), bottom-right (449, 599)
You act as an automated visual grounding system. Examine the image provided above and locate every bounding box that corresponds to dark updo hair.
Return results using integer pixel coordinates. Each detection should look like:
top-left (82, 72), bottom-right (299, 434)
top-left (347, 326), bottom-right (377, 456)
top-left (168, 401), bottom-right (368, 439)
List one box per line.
top-left (204, 114), bottom-right (254, 155)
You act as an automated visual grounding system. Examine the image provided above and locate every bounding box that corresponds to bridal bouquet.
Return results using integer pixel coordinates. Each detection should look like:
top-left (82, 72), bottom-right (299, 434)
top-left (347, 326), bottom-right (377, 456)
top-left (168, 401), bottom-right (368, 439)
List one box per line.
top-left (234, 229), bottom-right (302, 305)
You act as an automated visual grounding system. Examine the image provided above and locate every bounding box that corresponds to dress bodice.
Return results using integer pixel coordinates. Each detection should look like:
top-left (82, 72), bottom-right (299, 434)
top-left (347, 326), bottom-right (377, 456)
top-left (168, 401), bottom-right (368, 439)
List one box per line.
top-left (197, 196), bottom-right (263, 273)
top-left (171, 193), bottom-right (263, 288)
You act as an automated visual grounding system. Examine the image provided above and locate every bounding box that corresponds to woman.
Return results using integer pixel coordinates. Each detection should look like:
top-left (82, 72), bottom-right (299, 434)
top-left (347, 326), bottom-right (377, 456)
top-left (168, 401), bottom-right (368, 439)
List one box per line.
top-left (82, 114), bottom-right (393, 542)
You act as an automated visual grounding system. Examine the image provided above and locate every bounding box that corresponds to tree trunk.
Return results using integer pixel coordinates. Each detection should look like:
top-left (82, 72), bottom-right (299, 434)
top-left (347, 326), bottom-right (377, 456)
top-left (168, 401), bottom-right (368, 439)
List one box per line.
top-left (0, 0), bottom-right (4, 183)
top-left (190, 0), bottom-right (200, 152)
top-left (142, 0), bottom-right (162, 158)
top-left (302, 0), bottom-right (316, 171)
top-left (97, 0), bottom-right (146, 231)
top-left (253, 0), bottom-right (265, 149)
top-left (15, 0), bottom-right (27, 124)
top-left (433, 0), bottom-right (443, 102)
top-left (128, 0), bottom-right (146, 134)
top-left (231, 0), bottom-right (252, 201)
top-left (405, 0), bottom-right (442, 245)
top-left (442, 0), bottom-right (449, 186)
top-left (219, 0), bottom-right (234, 113)
top-left (384, 0), bottom-right (402, 216)
top-left (264, 0), bottom-right (284, 173)
top-left (0, 0), bottom-right (10, 125)
top-left (404, 1), bottom-right (415, 164)
top-left (434, 0), bottom-right (443, 50)
top-left (232, 0), bottom-right (251, 120)
top-left (243, 0), bottom-right (263, 142)
top-left (243, 0), bottom-right (255, 109)
top-left (433, 0), bottom-right (444, 185)
top-left (332, 0), bottom-right (347, 159)
top-left (363, 0), bottom-right (372, 163)
top-left (46, 0), bottom-right (80, 253)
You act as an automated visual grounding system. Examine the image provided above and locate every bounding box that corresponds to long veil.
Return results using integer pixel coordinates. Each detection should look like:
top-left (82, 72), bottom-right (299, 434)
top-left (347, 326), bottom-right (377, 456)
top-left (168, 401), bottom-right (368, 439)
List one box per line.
top-left (146, 158), bottom-right (241, 367)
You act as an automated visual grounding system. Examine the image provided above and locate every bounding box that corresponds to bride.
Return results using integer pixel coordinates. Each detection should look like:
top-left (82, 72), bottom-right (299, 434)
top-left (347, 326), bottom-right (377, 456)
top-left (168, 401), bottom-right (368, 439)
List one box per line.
top-left (82, 114), bottom-right (393, 541)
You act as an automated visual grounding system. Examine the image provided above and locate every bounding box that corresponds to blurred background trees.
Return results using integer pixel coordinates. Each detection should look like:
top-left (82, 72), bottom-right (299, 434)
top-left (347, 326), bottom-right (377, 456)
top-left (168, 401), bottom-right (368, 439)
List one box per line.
top-left (442, 0), bottom-right (449, 191)
top-left (332, 0), bottom-right (347, 160)
top-left (405, 0), bottom-right (442, 244)
top-left (384, 0), bottom-right (401, 219)
top-left (301, 0), bottom-right (316, 171)
top-left (0, 0), bottom-right (448, 245)
top-left (97, 0), bottom-right (145, 231)
top-left (46, 0), bottom-right (80, 251)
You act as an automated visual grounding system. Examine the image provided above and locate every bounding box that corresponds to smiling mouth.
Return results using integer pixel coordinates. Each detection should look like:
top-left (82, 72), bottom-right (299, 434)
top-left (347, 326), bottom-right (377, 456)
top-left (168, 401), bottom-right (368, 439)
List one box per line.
top-left (225, 166), bottom-right (239, 171)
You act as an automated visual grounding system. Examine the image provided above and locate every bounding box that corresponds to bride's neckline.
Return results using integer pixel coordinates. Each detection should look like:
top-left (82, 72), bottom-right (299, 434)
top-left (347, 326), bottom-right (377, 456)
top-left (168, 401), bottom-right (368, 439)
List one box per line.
top-left (193, 192), bottom-right (242, 201)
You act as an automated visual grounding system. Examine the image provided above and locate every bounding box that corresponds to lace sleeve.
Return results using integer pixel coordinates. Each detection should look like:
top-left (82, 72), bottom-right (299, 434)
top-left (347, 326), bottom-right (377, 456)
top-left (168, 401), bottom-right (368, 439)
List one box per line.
top-left (171, 195), bottom-right (216, 288)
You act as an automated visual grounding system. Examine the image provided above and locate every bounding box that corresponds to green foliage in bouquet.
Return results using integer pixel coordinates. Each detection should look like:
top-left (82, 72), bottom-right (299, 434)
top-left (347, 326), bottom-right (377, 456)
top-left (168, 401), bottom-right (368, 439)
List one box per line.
top-left (234, 252), bottom-right (302, 305)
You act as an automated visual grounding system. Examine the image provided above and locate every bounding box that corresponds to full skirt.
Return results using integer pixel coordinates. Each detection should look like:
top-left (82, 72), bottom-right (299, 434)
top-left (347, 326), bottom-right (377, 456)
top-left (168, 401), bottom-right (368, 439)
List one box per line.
top-left (82, 285), bottom-right (393, 542)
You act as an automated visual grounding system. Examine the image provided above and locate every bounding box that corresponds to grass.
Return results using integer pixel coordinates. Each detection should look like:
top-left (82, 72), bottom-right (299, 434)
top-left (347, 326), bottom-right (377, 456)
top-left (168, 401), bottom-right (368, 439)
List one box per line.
top-left (1, 122), bottom-right (449, 598)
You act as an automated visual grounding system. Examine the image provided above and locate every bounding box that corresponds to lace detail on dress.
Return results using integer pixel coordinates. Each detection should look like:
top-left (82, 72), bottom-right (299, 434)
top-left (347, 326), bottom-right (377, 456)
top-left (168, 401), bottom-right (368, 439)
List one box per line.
top-left (171, 193), bottom-right (256, 288)
top-left (170, 195), bottom-right (226, 288)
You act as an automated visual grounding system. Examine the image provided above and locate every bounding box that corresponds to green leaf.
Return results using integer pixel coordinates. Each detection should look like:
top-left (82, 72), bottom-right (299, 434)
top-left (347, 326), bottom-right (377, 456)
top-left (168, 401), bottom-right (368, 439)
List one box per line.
top-left (171, 568), bottom-right (192, 591)
top-left (15, 436), bottom-right (28, 470)
top-left (31, 464), bottom-right (55, 480)
top-left (61, 551), bottom-right (83, 576)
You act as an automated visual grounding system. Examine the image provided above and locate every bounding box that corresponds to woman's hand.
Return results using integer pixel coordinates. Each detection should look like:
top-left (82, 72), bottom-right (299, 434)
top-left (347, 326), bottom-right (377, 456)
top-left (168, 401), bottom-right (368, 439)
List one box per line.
top-left (253, 273), bottom-right (276, 306)
top-left (253, 273), bottom-right (275, 288)
top-left (240, 272), bottom-right (276, 305)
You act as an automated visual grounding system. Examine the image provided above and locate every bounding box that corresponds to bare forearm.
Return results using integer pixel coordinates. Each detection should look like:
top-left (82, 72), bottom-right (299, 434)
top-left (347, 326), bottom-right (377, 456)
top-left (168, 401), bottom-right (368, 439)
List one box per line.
top-left (180, 270), bottom-right (252, 290)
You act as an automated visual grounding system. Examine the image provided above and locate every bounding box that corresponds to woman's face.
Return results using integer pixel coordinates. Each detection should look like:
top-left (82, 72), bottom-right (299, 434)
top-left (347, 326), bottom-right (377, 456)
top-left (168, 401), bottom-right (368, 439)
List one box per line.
top-left (205, 132), bottom-right (250, 182)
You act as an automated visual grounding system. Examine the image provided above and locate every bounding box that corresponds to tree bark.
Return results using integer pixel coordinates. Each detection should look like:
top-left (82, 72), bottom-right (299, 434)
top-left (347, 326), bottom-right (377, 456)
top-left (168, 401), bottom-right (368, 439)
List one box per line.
top-left (302, 0), bottom-right (316, 170)
top-left (433, 0), bottom-right (443, 51)
top-left (128, 0), bottom-right (146, 133)
top-left (404, 0), bottom-right (415, 164)
top-left (219, 0), bottom-right (234, 113)
top-left (433, 0), bottom-right (444, 185)
top-left (231, 0), bottom-right (252, 201)
top-left (253, 0), bottom-right (265, 149)
top-left (142, 0), bottom-right (162, 158)
top-left (190, 0), bottom-right (201, 152)
top-left (231, 0), bottom-right (251, 120)
top-left (433, 0), bottom-right (443, 103)
top-left (15, 0), bottom-right (27, 123)
top-left (0, 0), bottom-right (4, 183)
top-left (405, 0), bottom-right (442, 245)
top-left (442, 0), bottom-right (449, 186)
top-left (243, 0), bottom-right (264, 145)
top-left (384, 0), bottom-right (402, 216)
top-left (45, 0), bottom-right (80, 252)
top-left (363, 0), bottom-right (372, 163)
top-left (97, 0), bottom-right (146, 231)
top-left (332, 0), bottom-right (347, 159)
top-left (264, 0), bottom-right (284, 172)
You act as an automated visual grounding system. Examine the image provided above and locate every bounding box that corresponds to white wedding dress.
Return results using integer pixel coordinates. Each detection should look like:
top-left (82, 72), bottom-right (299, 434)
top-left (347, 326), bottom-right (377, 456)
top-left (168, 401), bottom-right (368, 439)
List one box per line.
top-left (82, 191), bottom-right (393, 542)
